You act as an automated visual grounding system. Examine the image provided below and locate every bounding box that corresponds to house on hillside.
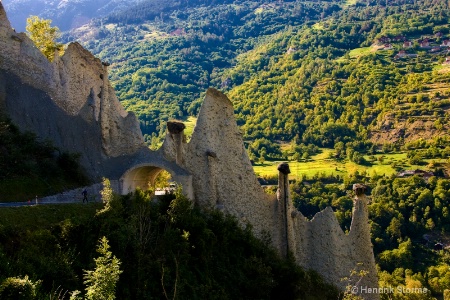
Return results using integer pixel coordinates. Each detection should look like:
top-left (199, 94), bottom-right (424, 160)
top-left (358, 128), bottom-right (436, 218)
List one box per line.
top-left (170, 28), bottom-right (186, 36)
top-left (384, 43), bottom-right (393, 50)
top-left (393, 35), bottom-right (406, 42)
top-left (403, 40), bottom-right (413, 48)
top-left (430, 46), bottom-right (441, 53)
top-left (378, 36), bottom-right (391, 44)
top-left (435, 32), bottom-right (443, 38)
top-left (286, 46), bottom-right (297, 54)
top-left (419, 39), bottom-right (430, 48)
top-left (441, 40), bottom-right (450, 47)
top-left (443, 57), bottom-right (450, 64)
top-left (395, 50), bottom-right (407, 59)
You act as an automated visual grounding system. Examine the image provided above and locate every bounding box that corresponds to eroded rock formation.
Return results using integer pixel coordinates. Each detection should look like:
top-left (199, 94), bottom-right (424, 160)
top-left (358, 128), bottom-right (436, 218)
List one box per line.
top-left (161, 89), bottom-right (379, 299)
top-left (0, 1), bottom-right (144, 179)
top-left (0, 3), bottom-right (379, 298)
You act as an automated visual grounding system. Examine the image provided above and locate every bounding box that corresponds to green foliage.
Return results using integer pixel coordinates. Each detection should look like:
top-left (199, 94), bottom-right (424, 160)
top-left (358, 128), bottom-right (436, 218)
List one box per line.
top-left (0, 116), bottom-right (89, 202)
top-left (230, 18), bottom-right (450, 149)
top-left (57, 152), bottom-right (90, 186)
top-left (0, 191), bottom-right (339, 299)
top-left (247, 137), bottom-right (283, 161)
top-left (83, 237), bottom-right (122, 300)
top-left (154, 170), bottom-right (172, 189)
top-left (444, 289), bottom-right (450, 300)
top-left (427, 263), bottom-right (450, 294)
top-left (379, 239), bottom-right (414, 272)
top-left (378, 268), bottom-right (434, 300)
top-left (99, 178), bottom-right (114, 213)
top-left (292, 179), bottom-right (354, 231)
top-left (0, 276), bottom-right (40, 300)
top-left (74, 0), bottom-right (339, 147)
top-left (295, 173), bottom-right (450, 297)
top-left (288, 140), bottom-right (320, 162)
top-left (26, 16), bottom-right (63, 61)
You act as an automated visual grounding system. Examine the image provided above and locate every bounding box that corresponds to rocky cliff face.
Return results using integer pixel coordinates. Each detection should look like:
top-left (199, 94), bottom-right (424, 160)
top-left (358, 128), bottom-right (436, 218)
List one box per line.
top-left (370, 116), bottom-right (450, 144)
top-left (0, 1), bottom-right (145, 180)
top-left (287, 188), bottom-right (379, 299)
top-left (180, 88), bottom-right (283, 245)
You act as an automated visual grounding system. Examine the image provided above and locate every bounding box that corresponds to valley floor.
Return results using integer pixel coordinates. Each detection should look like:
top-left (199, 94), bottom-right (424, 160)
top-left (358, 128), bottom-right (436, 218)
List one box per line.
top-left (253, 148), bottom-right (448, 180)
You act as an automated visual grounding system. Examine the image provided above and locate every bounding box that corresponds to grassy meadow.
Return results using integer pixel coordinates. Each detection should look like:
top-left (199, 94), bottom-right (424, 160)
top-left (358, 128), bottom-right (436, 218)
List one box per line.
top-left (183, 116), bottom-right (197, 141)
top-left (253, 149), bottom-right (445, 180)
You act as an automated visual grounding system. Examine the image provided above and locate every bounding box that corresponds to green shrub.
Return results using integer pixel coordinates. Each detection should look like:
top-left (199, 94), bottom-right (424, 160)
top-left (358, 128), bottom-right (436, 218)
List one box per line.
top-left (0, 276), bottom-right (40, 300)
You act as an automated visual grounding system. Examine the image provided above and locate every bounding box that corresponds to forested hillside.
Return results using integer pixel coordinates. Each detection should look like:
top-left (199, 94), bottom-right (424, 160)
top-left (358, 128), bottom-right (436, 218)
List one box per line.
top-left (228, 0), bottom-right (450, 148)
top-left (66, 0), bottom-right (450, 153)
top-left (67, 0), bottom-right (341, 147)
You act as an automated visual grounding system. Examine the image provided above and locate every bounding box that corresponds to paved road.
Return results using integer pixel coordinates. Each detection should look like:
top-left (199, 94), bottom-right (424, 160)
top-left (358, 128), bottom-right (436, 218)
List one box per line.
top-left (0, 201), bottom-right (38, 207)
top-left (0, 199), bottom-right (91, 207)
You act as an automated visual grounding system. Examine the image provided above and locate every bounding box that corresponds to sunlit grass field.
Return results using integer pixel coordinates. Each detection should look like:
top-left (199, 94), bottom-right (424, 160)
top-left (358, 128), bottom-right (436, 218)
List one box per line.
top-left (183, 116), bottom-right (197, 141)
top-left (336, 46), bottom-right (379, 62)
top-left (253, 149), bottom-right (445, 180)
top-left (343, 0), bottom-right (358, 7)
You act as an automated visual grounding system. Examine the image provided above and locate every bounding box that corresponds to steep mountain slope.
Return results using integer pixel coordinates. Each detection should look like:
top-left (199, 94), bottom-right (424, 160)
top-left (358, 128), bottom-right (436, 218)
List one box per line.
top-left (226, 0), bottom-right (450, 147)
top-left (66, 0), bottom-right (341, 147)
top-left (61, 0), bottom-right (450, 151)
top-left (0, 2), bottom-right (146, 182)
top-left (2, 0), bottom-right (143, 31)
top-left (5, 0), bottom-right (450, 150)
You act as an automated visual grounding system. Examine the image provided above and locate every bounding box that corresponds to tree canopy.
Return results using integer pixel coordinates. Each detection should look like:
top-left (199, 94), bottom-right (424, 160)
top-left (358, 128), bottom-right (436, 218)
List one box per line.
top-left (26, 15), bottom-right (63, 61)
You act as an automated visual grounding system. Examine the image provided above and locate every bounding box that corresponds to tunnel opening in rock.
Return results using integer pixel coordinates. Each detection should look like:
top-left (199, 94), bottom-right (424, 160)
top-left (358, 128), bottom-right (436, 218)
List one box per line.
top-left (120, 165), bottom-right (179, 195)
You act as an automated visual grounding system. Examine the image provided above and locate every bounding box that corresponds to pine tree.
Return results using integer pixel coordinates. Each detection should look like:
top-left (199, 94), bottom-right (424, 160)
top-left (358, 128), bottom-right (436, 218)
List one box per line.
top-left (83, 237), bottom-right (122, 300)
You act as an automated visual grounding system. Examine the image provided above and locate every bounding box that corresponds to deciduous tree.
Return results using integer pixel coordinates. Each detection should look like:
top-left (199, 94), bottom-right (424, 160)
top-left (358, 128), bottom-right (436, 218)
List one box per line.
top-left (26, 16), bottom-right (63, 61)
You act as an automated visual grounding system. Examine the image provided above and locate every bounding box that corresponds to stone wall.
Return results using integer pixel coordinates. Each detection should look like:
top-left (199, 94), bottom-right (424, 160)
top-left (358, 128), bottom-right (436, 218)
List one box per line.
top-left (36, 180), bottom-right (121, 204)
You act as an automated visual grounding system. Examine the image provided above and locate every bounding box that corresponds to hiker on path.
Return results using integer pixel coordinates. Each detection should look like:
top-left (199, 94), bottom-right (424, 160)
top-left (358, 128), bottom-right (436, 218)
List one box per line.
top-left (82, 189), bottom-right (88, 203)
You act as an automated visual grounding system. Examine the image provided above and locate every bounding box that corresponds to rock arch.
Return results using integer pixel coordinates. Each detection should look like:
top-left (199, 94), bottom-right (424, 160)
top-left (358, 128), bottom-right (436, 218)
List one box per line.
top-left (119, 163), bottom-right (193, 198)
